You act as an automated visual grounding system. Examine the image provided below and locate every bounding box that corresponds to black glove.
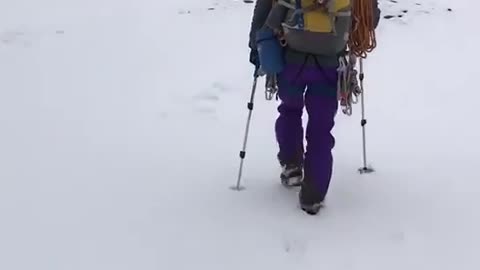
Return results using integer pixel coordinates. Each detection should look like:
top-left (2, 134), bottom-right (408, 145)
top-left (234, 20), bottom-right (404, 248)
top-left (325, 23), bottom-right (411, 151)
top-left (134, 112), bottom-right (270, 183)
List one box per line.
top-left (249, 49), bottom-right (260, 68)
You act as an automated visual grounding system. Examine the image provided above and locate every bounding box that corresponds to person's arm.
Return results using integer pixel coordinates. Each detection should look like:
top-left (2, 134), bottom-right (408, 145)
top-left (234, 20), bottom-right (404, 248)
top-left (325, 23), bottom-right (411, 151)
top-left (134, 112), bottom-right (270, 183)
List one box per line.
top-left (248, 0), bottom-right (273, 50)
top-left (372, 0), bottom-right (381, 29)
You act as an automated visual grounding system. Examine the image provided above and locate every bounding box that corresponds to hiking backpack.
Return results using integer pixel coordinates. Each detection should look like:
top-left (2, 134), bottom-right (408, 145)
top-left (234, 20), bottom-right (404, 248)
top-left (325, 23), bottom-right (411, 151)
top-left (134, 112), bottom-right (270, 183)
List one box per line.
top-left (265, 0), bottom-right (353, 56)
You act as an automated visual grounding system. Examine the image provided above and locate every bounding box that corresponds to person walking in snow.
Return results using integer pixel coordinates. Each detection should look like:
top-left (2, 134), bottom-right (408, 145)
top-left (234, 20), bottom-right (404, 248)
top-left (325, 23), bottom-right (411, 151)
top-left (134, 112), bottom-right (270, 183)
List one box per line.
top-left (248, 0), bottom-right (381, 215)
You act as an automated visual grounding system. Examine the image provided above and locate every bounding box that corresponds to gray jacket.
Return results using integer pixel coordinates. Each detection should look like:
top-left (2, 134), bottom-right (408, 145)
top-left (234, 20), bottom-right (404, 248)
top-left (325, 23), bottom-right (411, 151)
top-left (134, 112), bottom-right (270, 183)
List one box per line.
top-left (248, 0), bottom-right (381, 67)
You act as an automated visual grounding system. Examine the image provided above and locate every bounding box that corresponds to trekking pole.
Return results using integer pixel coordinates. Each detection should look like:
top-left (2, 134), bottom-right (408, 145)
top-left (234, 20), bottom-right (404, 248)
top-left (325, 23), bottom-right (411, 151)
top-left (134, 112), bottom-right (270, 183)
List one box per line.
top-left (231, 68), bottom-right (259, 191)
top-left (358, 58), bottom-right (374, 174)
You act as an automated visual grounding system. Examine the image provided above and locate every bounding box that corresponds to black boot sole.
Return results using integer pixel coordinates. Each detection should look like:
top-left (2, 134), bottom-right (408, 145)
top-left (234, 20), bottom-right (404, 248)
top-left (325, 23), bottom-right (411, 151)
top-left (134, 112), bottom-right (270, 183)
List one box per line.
top-left (300, 202), bottom-right (323, 215)
top-left (281, 177), bottom-right (303, 188)
top-left (280, 171), bottom-right (303, 188)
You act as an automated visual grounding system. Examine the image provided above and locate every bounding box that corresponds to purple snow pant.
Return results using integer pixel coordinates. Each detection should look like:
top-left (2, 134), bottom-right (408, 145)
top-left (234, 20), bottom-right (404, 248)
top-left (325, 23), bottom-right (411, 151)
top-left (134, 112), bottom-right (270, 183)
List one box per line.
top-left (275, 64), bottom-right (338, 199)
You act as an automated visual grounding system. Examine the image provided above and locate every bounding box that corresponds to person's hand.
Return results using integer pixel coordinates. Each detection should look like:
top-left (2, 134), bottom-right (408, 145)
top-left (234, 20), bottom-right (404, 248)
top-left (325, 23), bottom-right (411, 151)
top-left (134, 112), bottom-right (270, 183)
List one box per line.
top-left (249, 49), bottom-right (259, 68)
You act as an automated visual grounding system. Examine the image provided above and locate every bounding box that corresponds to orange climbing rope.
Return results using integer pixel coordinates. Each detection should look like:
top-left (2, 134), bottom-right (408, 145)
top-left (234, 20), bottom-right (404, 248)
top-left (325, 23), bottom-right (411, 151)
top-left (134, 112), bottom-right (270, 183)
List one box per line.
top-left (348, 0), bottom-right (377, 58)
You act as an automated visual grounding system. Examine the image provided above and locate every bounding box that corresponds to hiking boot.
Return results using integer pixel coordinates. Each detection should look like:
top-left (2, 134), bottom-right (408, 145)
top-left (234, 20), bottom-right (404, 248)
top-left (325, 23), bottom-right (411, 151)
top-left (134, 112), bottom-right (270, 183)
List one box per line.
top-left (280, 163), bottom-right (303, 187)
top-left (299, 181), bottom-right (324, 215)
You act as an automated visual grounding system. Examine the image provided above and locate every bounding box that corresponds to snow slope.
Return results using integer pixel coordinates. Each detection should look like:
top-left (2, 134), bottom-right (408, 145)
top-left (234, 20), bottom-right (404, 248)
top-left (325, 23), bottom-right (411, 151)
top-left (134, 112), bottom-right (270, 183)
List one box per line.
top-left (0, 0), bottom-right (479, 269)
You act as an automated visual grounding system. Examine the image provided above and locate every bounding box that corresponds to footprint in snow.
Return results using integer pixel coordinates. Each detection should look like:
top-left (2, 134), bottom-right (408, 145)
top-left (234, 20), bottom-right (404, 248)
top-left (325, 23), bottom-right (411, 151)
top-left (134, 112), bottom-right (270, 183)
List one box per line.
top-left (191, 82), bottom-right (231, 115)
top-left (192, 91), bottom-right (219, 115)
top-left (193, 92), bottom-right (220, 102)
top-left (0, 31), bottom-right (30, 47)
top-left (281, 234), bottom-right (308, 258)
top-left (212, 82), bottom-right (231, 93)
top-left (1, 29), bottom-right (66, 48)
top-left (159, 112), bottom-right (169, 119)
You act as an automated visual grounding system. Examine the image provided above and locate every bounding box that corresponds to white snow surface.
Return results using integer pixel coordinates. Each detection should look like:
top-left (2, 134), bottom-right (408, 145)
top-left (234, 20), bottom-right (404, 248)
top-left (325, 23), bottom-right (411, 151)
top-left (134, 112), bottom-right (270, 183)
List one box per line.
top-left (1, 0), bottom-right (480, 269)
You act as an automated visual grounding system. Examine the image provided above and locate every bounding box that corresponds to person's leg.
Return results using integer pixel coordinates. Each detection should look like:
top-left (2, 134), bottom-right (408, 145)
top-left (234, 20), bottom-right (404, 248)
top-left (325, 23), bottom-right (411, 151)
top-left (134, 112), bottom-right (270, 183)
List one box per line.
top-left (274, 65), bottom-right (307, 185)
top-left (300, 66), bottom-right (339, 214)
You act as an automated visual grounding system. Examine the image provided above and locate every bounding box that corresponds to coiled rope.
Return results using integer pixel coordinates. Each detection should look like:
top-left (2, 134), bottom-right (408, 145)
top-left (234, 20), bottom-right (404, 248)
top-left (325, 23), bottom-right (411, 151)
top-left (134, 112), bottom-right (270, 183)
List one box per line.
top-left (347, 0), bottom-right (377, 58)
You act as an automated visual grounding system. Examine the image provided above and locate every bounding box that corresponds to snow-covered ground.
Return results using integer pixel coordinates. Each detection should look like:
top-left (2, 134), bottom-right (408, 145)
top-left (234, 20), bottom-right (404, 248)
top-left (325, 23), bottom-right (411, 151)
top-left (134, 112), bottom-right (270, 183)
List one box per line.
top-left (1, 0), bottom-right (479, 269)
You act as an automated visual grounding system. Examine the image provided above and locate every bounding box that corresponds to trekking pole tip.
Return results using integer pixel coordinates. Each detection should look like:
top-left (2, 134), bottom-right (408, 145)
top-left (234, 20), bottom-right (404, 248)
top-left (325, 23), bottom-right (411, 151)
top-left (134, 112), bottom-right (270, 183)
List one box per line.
top-left (358, 166), bottom-right (375, 174)
top-left (230, 185), bottom-right (246, 191)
